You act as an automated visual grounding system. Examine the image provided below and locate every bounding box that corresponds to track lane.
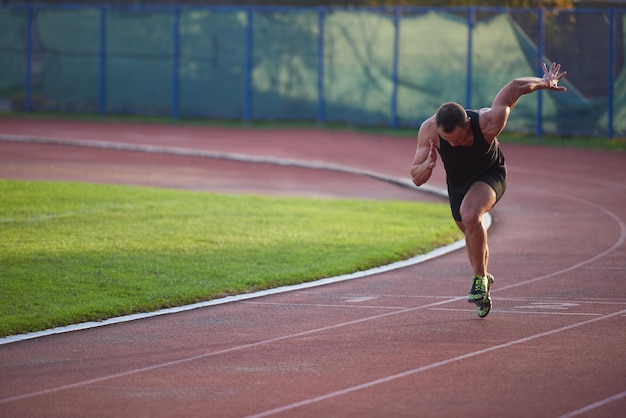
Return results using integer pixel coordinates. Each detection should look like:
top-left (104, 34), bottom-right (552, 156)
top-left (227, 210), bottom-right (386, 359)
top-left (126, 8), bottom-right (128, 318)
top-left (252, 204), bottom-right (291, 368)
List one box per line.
top-left (1, 119), bottom-right (625, 417)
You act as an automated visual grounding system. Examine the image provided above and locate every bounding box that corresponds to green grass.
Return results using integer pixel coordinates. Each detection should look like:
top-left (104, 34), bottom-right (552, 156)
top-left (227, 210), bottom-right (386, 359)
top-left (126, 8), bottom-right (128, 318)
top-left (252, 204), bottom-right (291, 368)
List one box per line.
top-left (1, 111), bottom-right (620, 338)
top-left (0, 180), bottom-right (461, 337)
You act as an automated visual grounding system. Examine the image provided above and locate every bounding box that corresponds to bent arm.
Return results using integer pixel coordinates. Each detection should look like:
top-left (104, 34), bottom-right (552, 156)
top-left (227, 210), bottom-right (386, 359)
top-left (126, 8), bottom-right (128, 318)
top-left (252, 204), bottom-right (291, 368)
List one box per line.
top-left (410, 118), bottom-right (438, 187)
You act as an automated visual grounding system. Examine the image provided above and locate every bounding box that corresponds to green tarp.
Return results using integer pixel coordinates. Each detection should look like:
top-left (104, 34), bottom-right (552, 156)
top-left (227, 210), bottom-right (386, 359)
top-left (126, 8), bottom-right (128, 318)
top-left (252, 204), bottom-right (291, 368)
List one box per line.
top-left (0, 6), bottom-right (622, 136)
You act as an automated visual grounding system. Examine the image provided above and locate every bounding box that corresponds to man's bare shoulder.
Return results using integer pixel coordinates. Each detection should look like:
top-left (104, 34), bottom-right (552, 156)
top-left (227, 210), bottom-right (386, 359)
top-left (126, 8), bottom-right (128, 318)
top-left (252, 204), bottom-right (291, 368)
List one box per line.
top-left (418, 116), bottom-right (439, 147)
top-left (476, 107), bottom-right (505, 142)
top-left (419, 115), bottom-right (436, 129)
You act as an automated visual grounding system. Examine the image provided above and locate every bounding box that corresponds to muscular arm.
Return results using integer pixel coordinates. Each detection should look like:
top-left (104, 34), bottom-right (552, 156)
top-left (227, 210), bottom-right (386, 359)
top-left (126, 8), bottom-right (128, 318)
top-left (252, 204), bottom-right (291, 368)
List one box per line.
top-left (480, 62), bottom-right (567, 140)
top-left (410, 117), bottom-right (438, 186)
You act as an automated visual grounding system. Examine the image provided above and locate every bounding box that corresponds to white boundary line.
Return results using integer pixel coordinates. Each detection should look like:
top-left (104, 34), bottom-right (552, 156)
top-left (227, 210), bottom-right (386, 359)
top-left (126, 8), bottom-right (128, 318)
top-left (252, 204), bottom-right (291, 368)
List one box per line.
top-left (556, 390), bottom-right (626, 418)
top-left (0, 239), bottom-right (467, 346)
top-left (0, 134), bottom-right (476, 345)
top-left (0, 134), bottom-right (445, 197)
top-left (245, 308), bottom-right (626, 418)
top-left (2, 135), bottom-right (625, 415)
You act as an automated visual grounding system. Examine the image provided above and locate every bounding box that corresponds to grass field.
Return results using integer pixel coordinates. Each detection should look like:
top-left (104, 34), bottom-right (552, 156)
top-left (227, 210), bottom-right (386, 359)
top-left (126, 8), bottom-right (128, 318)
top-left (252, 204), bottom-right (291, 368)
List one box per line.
top-left (0, 180), bottom-right (461, 338)
top-left (1, 112), bottom-right (622, 338)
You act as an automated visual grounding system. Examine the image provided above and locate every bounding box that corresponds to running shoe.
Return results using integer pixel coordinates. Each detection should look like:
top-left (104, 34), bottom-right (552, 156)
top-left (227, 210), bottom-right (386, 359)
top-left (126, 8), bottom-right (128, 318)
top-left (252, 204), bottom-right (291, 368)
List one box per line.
top-left (476, 273), bottom-right (494, 318)
top-left (467, 274), bottom-right (489, 303)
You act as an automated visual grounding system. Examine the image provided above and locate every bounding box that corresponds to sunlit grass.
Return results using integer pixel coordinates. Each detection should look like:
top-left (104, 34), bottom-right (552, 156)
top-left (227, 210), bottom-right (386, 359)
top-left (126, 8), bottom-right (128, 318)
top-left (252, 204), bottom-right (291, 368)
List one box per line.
top-left (0, 180), bottom-right (461, 337)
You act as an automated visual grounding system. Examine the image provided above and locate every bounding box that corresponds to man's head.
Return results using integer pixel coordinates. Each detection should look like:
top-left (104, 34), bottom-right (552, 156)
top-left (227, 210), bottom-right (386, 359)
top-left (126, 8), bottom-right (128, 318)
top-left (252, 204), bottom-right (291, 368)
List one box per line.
top-left (435, 102), bottom-right (470, 146)
top-left (435, 102), bottom-right (468, 133)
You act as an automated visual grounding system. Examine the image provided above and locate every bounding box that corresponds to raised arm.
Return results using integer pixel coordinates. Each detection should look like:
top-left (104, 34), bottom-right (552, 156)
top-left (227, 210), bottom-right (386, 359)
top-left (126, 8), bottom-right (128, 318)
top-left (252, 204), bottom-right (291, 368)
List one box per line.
top-left (480, 62), bottom-right (568, 140)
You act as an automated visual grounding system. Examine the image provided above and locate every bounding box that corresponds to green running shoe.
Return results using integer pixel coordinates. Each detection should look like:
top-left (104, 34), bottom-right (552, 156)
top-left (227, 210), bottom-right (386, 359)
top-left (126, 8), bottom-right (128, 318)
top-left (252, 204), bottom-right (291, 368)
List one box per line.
top-left (467, 274), bottom-right (489, 303)
top-left (476, 273), bottom-right (494, 318)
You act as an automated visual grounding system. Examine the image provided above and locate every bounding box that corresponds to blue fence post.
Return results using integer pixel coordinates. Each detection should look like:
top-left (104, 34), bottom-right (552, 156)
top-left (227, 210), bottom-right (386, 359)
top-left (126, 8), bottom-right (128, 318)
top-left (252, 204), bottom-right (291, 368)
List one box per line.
top-left (390, 6), bottom-right (400, 130)
top-left (98, 7), bottom-right (106, 115)
top-left (244, 7), bottom-right (253, 124)
top-left (536, 8), bottom-right (544, 138)
top-left (317, 7), bottom-right (326, 125)
top-left (607, 7), bottom-right (615, 140)
top-left (25, 4), bottom-right (33, 112)
top-left (464, 6), bottom-right (474, 109)
top-left (171, 7), bottom-right (180, 120)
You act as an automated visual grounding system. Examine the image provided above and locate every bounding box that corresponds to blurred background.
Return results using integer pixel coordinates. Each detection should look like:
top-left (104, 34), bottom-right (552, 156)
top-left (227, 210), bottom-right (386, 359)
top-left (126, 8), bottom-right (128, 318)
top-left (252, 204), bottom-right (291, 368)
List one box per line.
top-left (1, 0), bottom-right (624, 137)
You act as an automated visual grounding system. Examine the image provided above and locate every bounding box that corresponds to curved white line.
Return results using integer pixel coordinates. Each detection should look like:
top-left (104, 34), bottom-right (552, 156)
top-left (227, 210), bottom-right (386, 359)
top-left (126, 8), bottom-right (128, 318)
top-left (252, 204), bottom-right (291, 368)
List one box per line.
top-left (244, 179), bottom-right (626, 418)
top-left (0, 134), bottom-right (463, 345)
top-left (492, 187), bottom-right (626, 293)
top-left (0, 134), bottom-right (624, 414)
top-left (511, 166), bottom-right (626, 190)
top-left (0, 134), bottom-right (444, 197)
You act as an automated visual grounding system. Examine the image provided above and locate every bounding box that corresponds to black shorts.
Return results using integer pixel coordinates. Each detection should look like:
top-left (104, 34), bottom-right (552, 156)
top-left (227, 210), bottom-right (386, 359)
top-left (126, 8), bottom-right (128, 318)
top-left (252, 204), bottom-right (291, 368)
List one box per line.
top-left (447, 165), bottom-right (507, 222)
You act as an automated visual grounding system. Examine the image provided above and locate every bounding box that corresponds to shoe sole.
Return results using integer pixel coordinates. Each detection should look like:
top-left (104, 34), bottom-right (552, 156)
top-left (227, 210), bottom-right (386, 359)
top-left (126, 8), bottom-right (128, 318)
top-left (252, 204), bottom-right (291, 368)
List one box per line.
top-left (467, 294), bottom-right (486, 303)
top-left (476, 297), bottom-right (492, 318)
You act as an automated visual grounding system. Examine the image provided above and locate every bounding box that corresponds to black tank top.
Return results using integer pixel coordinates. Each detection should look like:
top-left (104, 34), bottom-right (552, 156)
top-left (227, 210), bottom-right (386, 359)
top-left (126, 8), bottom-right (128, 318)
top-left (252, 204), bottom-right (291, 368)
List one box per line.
top-left (437, 110), bottom-right (505, 187)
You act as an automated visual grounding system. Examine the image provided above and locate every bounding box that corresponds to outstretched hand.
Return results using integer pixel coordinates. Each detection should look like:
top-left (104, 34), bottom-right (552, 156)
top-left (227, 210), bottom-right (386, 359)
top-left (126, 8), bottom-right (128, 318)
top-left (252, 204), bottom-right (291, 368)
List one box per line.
top-left (542, 62), bottom-right (567, 92)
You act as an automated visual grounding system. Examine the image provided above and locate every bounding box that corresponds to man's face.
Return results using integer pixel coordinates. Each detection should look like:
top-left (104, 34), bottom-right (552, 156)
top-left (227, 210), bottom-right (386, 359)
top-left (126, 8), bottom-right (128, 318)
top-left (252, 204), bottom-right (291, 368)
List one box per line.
top-left (438, 120), bottom-right (469, 147)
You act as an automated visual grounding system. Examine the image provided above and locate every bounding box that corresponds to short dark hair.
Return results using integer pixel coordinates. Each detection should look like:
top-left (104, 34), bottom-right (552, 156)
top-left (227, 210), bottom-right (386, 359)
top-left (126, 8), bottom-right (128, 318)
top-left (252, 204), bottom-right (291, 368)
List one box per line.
top-left (435, 102), bottom-right (467, 133)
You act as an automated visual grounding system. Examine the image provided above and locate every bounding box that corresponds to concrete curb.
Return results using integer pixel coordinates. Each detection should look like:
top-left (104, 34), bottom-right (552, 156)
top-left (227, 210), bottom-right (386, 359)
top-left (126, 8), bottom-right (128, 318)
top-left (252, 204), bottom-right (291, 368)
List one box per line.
top-left (0, 134), bottom-right (486, 345)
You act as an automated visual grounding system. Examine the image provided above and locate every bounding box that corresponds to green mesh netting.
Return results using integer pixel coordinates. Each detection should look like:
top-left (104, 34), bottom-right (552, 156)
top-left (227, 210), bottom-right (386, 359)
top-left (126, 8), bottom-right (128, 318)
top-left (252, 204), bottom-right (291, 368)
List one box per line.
top-left (324, 10), bottom-right (394, 125)
top-left (0, 6), bottom-right (622, 136)
top-left (37, 8), bottom-right (101, 111)
top-left (397, 11), bottom-right (468, 125)
top-left (105, 10), bottom-right (173, 114)
top-left (0, 9), bottom-right (27, 98)
top-left (252, 10), bottom-right (319, 121)
top-left (179, 10), bottom-right (247, 118)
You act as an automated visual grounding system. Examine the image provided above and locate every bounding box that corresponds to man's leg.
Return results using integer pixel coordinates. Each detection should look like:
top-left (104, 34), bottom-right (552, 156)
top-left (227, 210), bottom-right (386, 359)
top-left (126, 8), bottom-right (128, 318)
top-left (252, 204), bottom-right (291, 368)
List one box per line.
top-left (458, 181), bottom-right (497, 278)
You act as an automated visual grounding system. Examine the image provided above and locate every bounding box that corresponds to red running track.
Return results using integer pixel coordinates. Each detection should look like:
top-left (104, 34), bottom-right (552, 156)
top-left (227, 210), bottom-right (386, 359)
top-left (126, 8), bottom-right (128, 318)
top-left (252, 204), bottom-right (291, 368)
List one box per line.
top-left (0, 119), bottom-right (625, 418)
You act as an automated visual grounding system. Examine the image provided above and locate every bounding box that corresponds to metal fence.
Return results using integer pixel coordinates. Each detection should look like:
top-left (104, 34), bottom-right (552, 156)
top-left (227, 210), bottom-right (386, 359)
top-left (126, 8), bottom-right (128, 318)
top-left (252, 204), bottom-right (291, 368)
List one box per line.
top-left (1, 4), bottom-right (624, 138)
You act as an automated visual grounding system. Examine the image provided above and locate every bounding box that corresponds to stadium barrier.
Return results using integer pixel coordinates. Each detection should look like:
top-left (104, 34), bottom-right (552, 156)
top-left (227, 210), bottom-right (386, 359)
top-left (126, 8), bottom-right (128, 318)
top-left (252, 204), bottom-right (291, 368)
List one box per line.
top-left (1, 4), bottom-right (623, 137)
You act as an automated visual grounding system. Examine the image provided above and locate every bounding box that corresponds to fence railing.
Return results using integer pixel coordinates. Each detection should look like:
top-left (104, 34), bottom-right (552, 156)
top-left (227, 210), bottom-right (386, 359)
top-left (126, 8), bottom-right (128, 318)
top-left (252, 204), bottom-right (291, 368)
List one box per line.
top-left (1, 4), bottom-right (624, 138)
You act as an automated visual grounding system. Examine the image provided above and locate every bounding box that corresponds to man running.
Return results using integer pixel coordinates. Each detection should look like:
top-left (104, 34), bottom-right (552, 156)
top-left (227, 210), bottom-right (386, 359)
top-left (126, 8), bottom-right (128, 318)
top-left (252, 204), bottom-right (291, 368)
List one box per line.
top-left (409, 62), bottom-right (568, 318)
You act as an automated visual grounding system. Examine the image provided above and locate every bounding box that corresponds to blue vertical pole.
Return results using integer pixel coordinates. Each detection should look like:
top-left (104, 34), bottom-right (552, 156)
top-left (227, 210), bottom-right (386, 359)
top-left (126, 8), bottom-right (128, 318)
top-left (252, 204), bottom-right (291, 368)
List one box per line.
top-left (98, 7), bottom-right (106, 115)
top-left (25, 4), bottom-right (33, 112)
top-left (536, 8), bottom-right (544, 138)
top-left (171, 7), bottom-right (180, 120)
top-left (244, 7), bottom-right (253, 123)
top-left (317, 7), bottom-right (325, 125)
top-left (607, 7), bottom-right (615, 139)
top-left (390, 6), bottom-right (400, 129)
top-left (465, 7), bottom-right (474, 109)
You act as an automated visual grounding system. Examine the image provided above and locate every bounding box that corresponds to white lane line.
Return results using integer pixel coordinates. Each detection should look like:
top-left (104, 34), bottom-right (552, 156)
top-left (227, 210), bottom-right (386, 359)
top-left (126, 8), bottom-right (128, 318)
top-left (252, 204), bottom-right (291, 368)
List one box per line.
top-left (244, 301), bottom-right (408, 310)
top-left (296, 292), bottom-right (626, 305)
top-left (583, 266), bottom-right (626, 270)
top-left (0, 235), bottom-right (465, 346)
top-left (490, 189), bottom-right (626, 295)
top-left (556, 390), bottom-right (626, 418)
top-left (0, 296), bottom-right (466, 405)
top-left (514, 302), bottom-right (579, 310)
top-left (429, 308), bottom-right (602, 317)
top-left (2, 134), bottom-right (625, 413)
top-left (0, 134), bottom-right (460, 346)
top-left (510, 166), bottom-right (626, 190)
top-left (244, 308), bottom-right (626, 418)
top-left (241, 183), bottom-right (626, 418)
top-left (0, 134), bottom-right (445, 197)
top-left (343, 297), bottom-right (378, 303)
